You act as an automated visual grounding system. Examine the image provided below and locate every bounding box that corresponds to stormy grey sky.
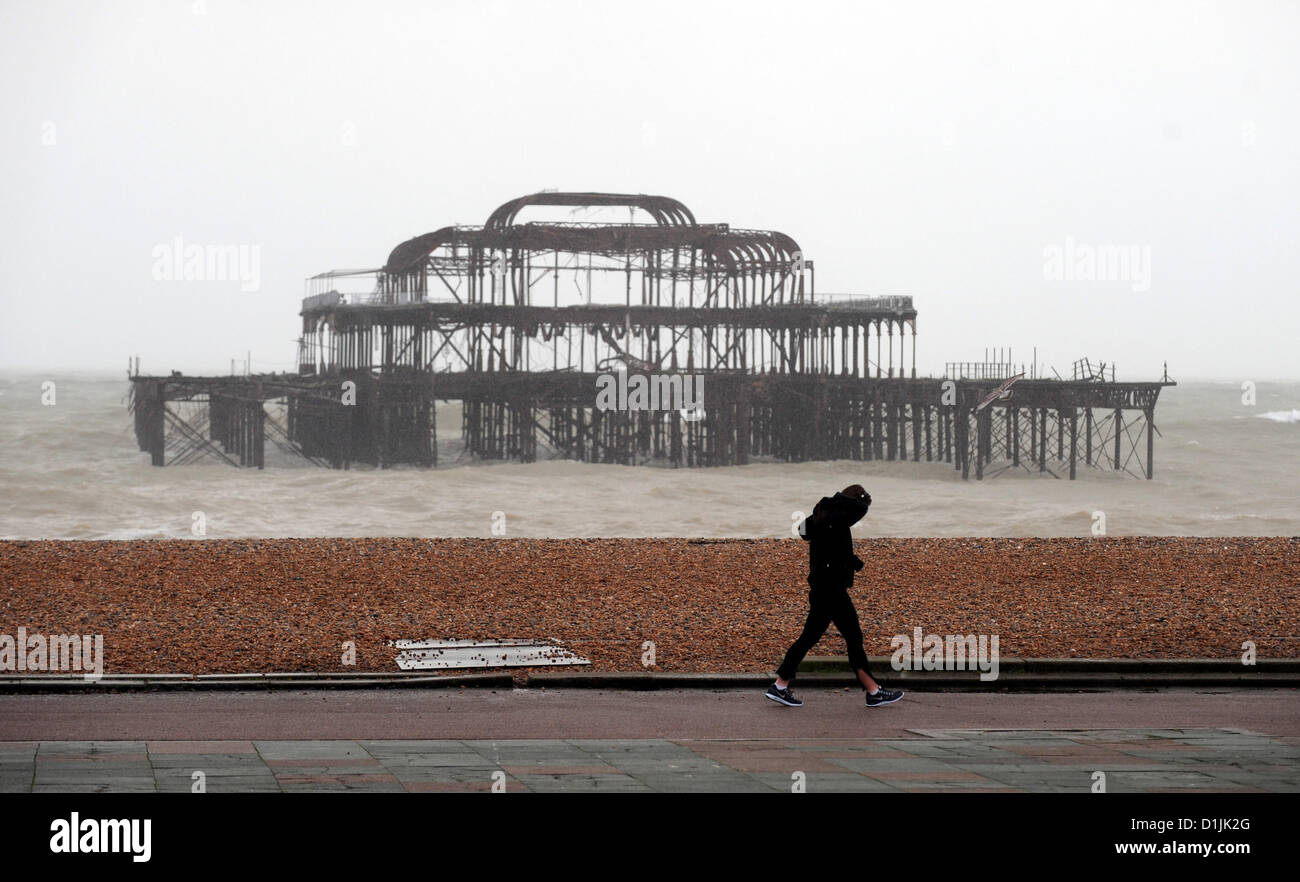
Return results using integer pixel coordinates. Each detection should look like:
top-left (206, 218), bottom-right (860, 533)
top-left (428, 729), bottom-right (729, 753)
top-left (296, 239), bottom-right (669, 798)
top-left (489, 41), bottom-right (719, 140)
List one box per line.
top-left (1, 0), bottom-right (1296, 380)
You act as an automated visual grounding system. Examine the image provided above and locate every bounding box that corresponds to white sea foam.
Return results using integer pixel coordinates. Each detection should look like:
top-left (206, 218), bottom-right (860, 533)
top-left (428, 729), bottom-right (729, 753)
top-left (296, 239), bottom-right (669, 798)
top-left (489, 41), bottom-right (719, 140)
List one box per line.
top-left (1256, 409), bottom-right (1300, 424)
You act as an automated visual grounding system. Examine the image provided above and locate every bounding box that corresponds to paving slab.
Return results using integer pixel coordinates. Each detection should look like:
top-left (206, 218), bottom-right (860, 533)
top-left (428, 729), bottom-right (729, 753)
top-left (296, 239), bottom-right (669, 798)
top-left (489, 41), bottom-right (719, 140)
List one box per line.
top-left (2, 687), bottom-right (1296, 793)
top-left (252, 740), bottom-right (370, 760)
top-left (6, 728), bottom-right (1298, 792)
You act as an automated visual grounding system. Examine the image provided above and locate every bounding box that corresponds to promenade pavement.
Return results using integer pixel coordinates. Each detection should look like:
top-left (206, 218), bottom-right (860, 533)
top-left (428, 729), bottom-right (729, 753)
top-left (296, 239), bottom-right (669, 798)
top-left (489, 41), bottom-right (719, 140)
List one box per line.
top-left (1, 687), bottom-right (1296, 793)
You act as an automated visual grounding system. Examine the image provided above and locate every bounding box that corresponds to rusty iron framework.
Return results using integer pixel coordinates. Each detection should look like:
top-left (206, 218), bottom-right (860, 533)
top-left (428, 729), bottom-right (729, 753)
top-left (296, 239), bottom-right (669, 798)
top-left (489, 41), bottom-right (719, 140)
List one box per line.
top-left (129, 191), bottom-right (1174, 479)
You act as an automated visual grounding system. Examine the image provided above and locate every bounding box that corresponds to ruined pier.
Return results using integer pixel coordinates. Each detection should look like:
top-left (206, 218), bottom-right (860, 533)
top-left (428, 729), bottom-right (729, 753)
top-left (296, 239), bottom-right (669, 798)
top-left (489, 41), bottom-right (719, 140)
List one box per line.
top-left (129, 192), bottom-right (1172, 479)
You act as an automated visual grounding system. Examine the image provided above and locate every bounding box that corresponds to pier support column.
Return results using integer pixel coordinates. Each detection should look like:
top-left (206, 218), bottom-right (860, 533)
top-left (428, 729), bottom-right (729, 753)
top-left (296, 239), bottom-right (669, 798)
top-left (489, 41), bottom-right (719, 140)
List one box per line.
top-left (1113, 407), bottom-right (1123, 469)
top-left (1085, 407), bottom-right (1093, 465)
top-left (1038, 408), bottom-right (1047, 473)
top-left (736, 383), bottom-right (751, 466)
top-left (1069, 408), bottom-right (1078, 480)
top-left (147, 382), bottom-right (165, 466)
top-left (911, 400), bottom-right (921, 462)
top-left (255, 403), bottom-right (265, 470)
top-left (1145, 407), bottom-right (1153, 479)
top-left (960, 408), bottom-right (970, 480)
top-left (1011, 407), bottom-right (1020, 467)
top-left (924, 403), bottom-right (932, 461)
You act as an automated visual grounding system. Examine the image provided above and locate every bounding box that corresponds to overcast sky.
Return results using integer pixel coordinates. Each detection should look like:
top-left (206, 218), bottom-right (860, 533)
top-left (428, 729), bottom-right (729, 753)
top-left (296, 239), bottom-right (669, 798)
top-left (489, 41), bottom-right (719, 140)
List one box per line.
top-left (2, 0), bottom-right (1296, 380)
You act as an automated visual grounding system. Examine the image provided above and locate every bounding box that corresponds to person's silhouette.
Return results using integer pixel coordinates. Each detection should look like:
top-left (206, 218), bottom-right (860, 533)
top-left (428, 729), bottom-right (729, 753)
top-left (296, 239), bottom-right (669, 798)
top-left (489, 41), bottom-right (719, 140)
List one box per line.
top-left (766, 484), bottom-right (904, 708)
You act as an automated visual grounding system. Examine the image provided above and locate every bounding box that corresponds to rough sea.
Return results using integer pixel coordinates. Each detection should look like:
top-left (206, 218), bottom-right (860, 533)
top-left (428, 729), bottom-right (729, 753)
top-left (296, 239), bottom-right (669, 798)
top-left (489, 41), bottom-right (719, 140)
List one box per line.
top-left (1, 373), bottom-right (1296, 539)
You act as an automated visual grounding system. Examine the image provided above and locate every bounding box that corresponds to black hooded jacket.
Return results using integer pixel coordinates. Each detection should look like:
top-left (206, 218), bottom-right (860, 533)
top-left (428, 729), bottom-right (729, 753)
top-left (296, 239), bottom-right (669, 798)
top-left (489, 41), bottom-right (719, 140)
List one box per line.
top-left (798, 491), bottom-right (869, 591)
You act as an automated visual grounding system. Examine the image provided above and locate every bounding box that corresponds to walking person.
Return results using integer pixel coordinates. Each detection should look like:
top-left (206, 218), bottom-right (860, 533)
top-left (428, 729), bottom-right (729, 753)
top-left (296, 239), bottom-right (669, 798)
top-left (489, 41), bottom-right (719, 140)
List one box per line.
top-left (766, 484), bottom-right (904, 708)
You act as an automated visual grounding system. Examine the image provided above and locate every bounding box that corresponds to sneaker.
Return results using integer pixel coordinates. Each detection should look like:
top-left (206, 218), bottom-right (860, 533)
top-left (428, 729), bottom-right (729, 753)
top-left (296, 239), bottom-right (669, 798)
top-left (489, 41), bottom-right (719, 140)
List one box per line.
top-left (765, 684), bottom-right (803, 707)
top-left (865, 686), bottom-right (904, 707)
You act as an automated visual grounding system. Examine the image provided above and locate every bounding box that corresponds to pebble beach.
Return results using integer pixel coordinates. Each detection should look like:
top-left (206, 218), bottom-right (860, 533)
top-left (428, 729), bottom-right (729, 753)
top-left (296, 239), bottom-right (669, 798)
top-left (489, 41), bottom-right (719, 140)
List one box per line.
top-left (2, 536), bottom-right (1296, 675)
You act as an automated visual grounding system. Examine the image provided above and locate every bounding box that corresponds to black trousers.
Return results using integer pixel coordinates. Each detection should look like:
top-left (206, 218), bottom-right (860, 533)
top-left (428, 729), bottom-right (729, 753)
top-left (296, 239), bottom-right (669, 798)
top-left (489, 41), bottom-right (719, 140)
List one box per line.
top-left (776, 586), bottom-right (874, 683)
